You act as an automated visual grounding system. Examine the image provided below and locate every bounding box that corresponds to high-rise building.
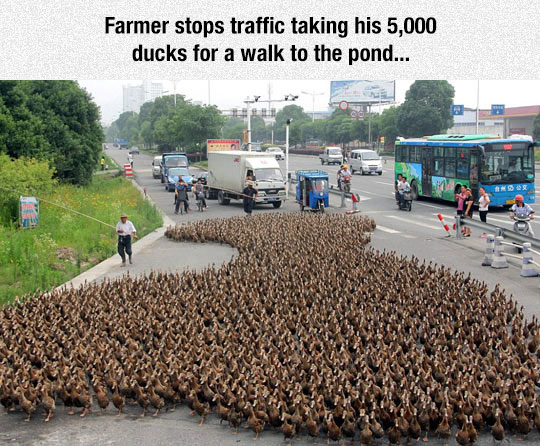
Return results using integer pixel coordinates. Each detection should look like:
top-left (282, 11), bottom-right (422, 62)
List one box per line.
top-left (122, 80), bottom-right (163, 113)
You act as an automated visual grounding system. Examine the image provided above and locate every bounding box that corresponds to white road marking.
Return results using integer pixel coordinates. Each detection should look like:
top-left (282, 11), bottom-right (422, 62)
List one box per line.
top-left (374, 181), bottom-right (393, 186)
top-left (375, 225), bottom-right (401, 234)
top-left (387, 215), bottom-right (441, 231)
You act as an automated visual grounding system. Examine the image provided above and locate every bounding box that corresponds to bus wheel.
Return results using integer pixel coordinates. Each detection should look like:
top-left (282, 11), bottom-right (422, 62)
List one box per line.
top-left (411, 181), bottom-right (419, 200)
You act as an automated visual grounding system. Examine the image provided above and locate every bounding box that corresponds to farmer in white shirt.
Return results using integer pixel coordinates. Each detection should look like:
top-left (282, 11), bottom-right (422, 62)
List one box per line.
top-left (116, 213), bottom-right (138, 266)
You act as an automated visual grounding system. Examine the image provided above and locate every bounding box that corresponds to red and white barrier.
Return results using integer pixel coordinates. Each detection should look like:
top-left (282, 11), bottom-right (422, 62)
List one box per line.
top-left (437, 214), bottom-right (452, 237)
top-left (346, 193), bottom-right (361, 214)
top-left (124, 164), bottom-right (133, 178)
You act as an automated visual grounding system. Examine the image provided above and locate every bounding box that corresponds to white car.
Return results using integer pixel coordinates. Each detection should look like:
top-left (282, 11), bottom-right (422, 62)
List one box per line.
top-left (349, 149), bottom-right (383, 175)
top-left (266, 146), bottom-right (284, 160)
top-left (152, 156), bottom-right (162, 179)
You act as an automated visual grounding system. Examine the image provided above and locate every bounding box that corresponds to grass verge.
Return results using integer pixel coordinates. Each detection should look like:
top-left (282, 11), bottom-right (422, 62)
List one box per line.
top-left (97, 152), bottom-right (121, 171)
top-left (191, 161), bottom-right (208, 170)
top-left (0, 175), bottom-right (162, 305)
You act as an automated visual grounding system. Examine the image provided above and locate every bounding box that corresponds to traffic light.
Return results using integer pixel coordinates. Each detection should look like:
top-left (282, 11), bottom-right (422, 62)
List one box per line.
top-left (271, 108), bottom-right (276, 117)
top-left (251, 108), bottom-right (257, 116)
top-left (261, 108), bottom-right (267, 117)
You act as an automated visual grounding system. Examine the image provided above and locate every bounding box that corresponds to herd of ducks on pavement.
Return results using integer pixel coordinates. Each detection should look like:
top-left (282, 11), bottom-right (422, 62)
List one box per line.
top-left (0, 213), bottom-right (539, 445)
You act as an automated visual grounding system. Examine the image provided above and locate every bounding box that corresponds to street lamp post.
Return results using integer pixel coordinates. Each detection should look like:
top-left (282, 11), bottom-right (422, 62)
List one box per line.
top-left (301, 90), bottom-right (324, 122)
top-left (285, 119), bottom-right (292, 194)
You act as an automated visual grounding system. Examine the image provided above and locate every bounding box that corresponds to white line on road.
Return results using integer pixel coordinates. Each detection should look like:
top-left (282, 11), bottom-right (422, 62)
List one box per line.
top-left (387, 215), bottom-right (441, 231)
top-left (375, 225), bottom-right (401, 234)
top-left (374, 181), bottom-right (393, 186)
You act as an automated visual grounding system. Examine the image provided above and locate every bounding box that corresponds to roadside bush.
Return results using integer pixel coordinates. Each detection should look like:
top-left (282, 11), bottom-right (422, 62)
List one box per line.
top-left (0, 154), bottom-right (56, 225)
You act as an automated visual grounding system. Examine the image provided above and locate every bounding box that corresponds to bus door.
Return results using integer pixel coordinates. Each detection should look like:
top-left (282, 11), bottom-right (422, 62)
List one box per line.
top-left (421, 147), bottom-right (433, 197)
top-left (470, 151), bottom-right (479, 201)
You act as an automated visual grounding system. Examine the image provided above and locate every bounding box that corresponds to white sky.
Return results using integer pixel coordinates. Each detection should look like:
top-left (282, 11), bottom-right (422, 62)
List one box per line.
top-left (78, 80), bottom-right (540, 125)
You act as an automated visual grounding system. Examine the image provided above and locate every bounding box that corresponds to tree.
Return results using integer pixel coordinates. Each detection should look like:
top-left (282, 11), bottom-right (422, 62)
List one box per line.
top-left (533, 113), bottom-right (540, 140)
top-left (0, 81), bottom-right (104, 186)
top-left (378, 107), bottom-right (399, 146)
top-left (396, 81), bottom-right (455, 138)
top-left (274, 105), bottom-right (311, 141)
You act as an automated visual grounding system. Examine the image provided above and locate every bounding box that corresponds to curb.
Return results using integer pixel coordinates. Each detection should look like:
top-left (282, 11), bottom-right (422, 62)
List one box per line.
top-left (55, 169), bottom-right (174, 291)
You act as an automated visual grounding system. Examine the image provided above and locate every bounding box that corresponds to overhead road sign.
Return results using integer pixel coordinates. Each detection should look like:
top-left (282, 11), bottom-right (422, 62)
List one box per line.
top-left (451, 105), bottom-right (464, 116)
top-left (491, 104), bottom-right (505, 115)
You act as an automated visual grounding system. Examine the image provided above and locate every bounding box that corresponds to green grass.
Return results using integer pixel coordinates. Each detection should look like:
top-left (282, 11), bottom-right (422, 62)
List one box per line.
top-left (97, 152), bottom-right (121, 171)
top-left (0, 176), bottom-right (162, 305)
top-left (535, 149), bottom-right (540, 162)
top-left (191, 161), bottom-right (208, 170)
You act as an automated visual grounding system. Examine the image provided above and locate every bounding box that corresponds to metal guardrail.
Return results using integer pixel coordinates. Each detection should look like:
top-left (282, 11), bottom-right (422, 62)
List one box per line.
top-left (461, 217), bottom-right (540, 250)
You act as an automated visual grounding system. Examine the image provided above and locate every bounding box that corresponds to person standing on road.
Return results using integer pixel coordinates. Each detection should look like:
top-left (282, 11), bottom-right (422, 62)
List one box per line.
top-left (175, 179), bottom-right (189, 214)
top-left (100, 156), bottom-right (105, 171)
top-left (128, 153), bottom-right (133, 169)
top-left (478, 187), bottom-right (490, 222)
top-left (455, 185), bottom-right (469, 237)
top-left (116, 213), bottom-right (138, 266)
top-left (193, 179), bottom-right (207, 210)
top-left (242, 181), bottom-right (257, 215)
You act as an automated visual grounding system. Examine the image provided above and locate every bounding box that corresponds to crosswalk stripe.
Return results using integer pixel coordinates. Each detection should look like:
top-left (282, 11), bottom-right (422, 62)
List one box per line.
top-left (387, 215), bottom-right (441, 230)
top-left (376, 225), bottom-right (401, 234)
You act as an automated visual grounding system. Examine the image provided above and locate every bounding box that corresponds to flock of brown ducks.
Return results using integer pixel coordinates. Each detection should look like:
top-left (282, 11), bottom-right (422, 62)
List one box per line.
top-left (0, 213), bottom-right (539, 445)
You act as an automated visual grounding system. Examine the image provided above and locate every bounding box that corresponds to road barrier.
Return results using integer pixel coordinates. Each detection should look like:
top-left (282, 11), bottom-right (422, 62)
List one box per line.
top-left (481, 234), bottom-right (495, 266)
top-left (437, 214), bottom-right (452, 237)
top-left (124, 164), bottom-right (133, 178)
top-left (491, 236), bottom-right (508, 269)
top-left (346, 193), bottom-right (361, 215)
top-left (520, 243), bottom-right (538, 277)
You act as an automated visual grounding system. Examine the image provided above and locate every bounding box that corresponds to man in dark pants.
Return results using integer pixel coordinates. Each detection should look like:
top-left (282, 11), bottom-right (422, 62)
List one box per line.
top-left (242, 181), bottom-right (257, 215)
top-left (116, 213), bottom-right (138, 266)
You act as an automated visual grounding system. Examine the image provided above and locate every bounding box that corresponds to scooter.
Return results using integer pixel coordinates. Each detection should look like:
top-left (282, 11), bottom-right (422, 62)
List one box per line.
top-left (339, 175), bottom-right (352, 193)
top-left (397, 189), bottom-right (413, 211)
top-left (512, 214), bottom-right (534, 252)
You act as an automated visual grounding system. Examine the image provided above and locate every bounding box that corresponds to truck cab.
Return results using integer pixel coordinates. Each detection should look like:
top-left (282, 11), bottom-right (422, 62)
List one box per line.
top-left (319, 147), bottom-right (343, 165)
top-left (160, 153), bottom-right (189, 183)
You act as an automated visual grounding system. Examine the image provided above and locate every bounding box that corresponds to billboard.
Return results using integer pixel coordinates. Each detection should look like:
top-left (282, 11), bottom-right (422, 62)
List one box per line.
top-left (207, 139), bottom-right (241, 152)
top-left (330, 80), bottom-right (395, 104)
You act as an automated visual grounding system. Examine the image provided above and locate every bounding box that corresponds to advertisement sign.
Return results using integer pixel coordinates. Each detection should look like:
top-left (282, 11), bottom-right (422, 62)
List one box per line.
top-left (330, 80), bottom-right (395, 104)
top-left (207, 139), bottom-right (241, 152)
top-left (510, 128), bottom-right (526, 135)
top-left (19, 196), bottom-right (39, 228)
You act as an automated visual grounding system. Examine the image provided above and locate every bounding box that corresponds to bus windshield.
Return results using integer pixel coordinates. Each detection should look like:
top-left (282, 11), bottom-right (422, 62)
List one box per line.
top-left (480, 143), bottom-right (534, 184)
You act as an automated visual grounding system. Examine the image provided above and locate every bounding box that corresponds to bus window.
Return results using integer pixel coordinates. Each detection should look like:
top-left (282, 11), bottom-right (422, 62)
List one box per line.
top-left (456, 155), bottom-right (469, 179)
top-left (434, 159), bottom-right (444, 176)
top-left (401, 146), bottom-right (409, 163)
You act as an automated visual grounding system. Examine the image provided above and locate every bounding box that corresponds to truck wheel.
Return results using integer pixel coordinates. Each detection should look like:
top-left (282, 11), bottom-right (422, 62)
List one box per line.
top-left (272, 201), bottom-right (282, 209)
top-left (320, 159), bottom-right (324, 165)
top-left (217, 190), bottom-right (230, 205)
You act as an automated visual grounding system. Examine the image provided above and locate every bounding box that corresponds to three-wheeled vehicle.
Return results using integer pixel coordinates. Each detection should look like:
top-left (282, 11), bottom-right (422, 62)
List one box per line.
top-left (296, 170), bottom-right (329, 212)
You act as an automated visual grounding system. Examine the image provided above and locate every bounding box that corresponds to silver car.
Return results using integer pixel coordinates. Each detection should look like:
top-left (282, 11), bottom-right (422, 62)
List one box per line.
top-left (152, 156), bottom-right (162, 179)
top-left (266, 146), bottom-right (284, 160)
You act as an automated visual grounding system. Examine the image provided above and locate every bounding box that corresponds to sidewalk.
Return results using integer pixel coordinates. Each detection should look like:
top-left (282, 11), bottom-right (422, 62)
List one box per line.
top-left (56, 171), bottom-right (236, 291)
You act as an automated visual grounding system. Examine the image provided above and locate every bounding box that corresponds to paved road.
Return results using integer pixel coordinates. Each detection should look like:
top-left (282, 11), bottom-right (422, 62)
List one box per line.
top-left (2, 147), bottom-right (538, 446)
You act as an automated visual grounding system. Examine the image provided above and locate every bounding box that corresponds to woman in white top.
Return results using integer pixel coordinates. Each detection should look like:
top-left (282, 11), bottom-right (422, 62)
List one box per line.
top-left (478, 187), bottom-right (490, 223)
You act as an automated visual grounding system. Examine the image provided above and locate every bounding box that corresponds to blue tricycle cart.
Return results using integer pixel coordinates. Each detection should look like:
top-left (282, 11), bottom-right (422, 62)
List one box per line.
top-left (296, 170), bottom-right (329, 212)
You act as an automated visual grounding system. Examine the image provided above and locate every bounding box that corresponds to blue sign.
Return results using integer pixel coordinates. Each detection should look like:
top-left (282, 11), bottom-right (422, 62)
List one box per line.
top-left (451, 105), bottom-right (464, 116)
top-left (491, 104), bottom-right (505, 115)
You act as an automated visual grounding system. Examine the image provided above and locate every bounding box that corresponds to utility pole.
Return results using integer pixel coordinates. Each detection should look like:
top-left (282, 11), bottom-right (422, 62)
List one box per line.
top-left (301, 90), bottom-right (324, 122)
top-left (476, 80), bottom-right (479, 135)
top-left (286, 119), bottom-right (291, 195)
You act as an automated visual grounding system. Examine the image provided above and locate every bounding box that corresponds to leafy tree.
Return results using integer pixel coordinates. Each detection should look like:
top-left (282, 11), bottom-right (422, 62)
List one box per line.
top-left (0, 81), bottom-right (104, 185)
top-left (274, 105), bottom-right (311, 141)
top-left (396, 81), bottom-right (455, 137)
top-left (533, 113), bottom-right (540, 140)
top-left (378, 106), bottom-right (399, 146)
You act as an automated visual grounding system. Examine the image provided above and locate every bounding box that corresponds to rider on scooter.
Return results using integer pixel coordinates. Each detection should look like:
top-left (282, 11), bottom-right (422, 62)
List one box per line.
top-left (397, 176), bottom-right (410, 208)
top-left (337, 164), bottom-right (351, 190)
top-left (510, 194), bottom-right (535, 236)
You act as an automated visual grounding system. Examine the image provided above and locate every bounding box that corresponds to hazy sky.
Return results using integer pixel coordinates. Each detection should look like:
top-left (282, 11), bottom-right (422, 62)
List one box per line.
top-left (78, 80), bottom-right (540, 125)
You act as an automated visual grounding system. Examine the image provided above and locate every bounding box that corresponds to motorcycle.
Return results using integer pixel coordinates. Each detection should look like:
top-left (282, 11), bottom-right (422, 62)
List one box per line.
top-left (397, 189), bottom-right (413, 211)
top-left (339, 175), bottom-right (352, 193)
top-left (512, 214), bottom-right (534, 253)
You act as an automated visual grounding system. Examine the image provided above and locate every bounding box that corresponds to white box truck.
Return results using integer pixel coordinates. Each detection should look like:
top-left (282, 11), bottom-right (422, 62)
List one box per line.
top-left (207, 151), bottom-right (287, 208)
